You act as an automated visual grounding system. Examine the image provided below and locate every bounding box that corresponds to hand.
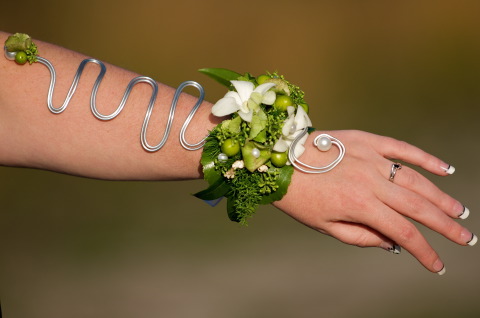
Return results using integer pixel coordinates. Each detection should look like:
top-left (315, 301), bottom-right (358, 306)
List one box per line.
top-left (273, 130), bottom-right (476, 275)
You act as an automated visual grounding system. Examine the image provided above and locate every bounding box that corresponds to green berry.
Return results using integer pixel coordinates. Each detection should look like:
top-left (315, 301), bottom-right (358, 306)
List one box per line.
top-left (221, 138), bottom-right (240, 157)
top-left (257, 74), bottom-right (270, 85)
top-left (299, 102), bottom-right (309, 113)
top-left (271, 151), bottom-right (288, 167)
top-left (15, 51), bottom-right (27, 65)
top-left (273, 95), bottom-right (294, 112)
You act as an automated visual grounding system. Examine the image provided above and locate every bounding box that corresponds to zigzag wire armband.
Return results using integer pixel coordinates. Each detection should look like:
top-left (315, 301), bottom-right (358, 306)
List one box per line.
top-left (4, 46), bottom-right (207, 152)
top-left (4, 34), bottom-right (345, 224)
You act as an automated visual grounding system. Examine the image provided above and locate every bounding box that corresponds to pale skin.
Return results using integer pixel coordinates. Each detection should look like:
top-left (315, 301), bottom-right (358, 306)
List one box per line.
top-left (0, 32), bottom-right (475, 274)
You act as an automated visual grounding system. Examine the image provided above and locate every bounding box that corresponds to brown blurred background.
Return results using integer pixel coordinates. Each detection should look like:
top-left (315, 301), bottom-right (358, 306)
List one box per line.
top-left (1, 0), bottom-right (479, 317)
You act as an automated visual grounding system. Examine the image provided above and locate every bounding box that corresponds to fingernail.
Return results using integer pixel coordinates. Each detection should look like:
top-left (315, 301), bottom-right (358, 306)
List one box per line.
top-left (389, 244), bottom-right (401, 254)
top-left (442, 165), bottom-right (455, 175)
top-left (459, 206), bottom-right (470, 220)
top-left (433, 259), bottom-right (446, 275)
top-left (437, 266), bottom-right (446, 276)
top-left (381, 242), bottom-right (401, 254)
top-left (467, 234), bottom-right (478, 247)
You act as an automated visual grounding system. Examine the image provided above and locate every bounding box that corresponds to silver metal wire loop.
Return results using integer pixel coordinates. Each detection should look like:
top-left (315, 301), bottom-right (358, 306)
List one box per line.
top-left (289, 128), bottom-right (345, 174)
top-left (34, 54), bottom-right (206, 152)
top-left (178, 81), bottom-right (207, 150)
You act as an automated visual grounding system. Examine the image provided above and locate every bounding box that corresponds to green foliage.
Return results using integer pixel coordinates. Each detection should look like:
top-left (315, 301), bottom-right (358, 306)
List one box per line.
top-left (198, 68), bottom-right (241, 88)
top-left (5, 33), bottom-right (38, 64)
top-left (260, 165), bottom-right (294, 205)
top-left (226, 166), bottom-right (281, 225)
top-left (266, 71), bottom-right (306, 106)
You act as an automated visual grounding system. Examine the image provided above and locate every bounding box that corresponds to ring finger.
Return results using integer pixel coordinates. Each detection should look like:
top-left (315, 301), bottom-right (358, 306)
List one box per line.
top-left (381, 161), bottom-right (467, 219)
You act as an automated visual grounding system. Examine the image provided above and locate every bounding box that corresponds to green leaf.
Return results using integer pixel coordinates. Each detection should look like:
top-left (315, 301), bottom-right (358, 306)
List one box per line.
top-left (228, 116), bottom-right (242, 134)
top-left (200, 127), bottom-right (222, 185)
top-left (199, 68), bottom-right (241, 88)
top-left (249, 109), bottom-right (267, 140)
top-left (202, 160), bottom-right (222, 186)
top-left (194, 178), bottom-right (230, 200)
top-left (260, 165), bottom-right (294, 205)
top-left (253, 129), bottom-right (267, 143)
top-left (226, 196), bottom-right (240, 222)
top-left (242, 141), bottom-right (271, 172)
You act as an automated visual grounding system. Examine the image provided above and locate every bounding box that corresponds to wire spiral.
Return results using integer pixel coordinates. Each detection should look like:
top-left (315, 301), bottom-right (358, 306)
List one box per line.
top-left (35, 56), bottom-right (207, 152)
top-left (289, 128), bottom-right (345, 173)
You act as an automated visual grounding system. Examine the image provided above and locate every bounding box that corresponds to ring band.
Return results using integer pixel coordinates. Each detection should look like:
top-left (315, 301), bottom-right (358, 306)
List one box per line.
top-left (389, 163), bottom-right (402, 182)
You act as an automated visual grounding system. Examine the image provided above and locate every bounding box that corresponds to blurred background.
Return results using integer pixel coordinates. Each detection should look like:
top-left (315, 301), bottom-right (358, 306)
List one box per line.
top-left (1, 0), bottom-right (479, 317)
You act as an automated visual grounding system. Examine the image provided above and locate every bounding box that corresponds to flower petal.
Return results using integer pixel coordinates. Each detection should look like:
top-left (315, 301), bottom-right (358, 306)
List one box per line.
top-left (249, 92), bottom-right (263, 105)
top-left (211, 97), bottom-right (240, 117)
top-left (287, 106), bottom-right (296, 117)
top-left (238, 109), bottom-right (253, 122)
top-left (273, 137), bottom-right (289, 152)
top-left (282, 115), bottom-right (295, 136)
top-left (231, 80), bottom-right (254, 102)
top-left (262, 91), bottom-right (276, 105)
top-left (294, 105), bottom-right (312, 129)
top-left (224, 91), bottom-right (242, 106)
top-left (253, 82), bottom-right (276, 95)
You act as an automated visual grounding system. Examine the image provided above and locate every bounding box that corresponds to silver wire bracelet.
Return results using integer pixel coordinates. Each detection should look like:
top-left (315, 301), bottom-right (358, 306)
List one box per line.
top-left (289, 128), bottom-right (345, 174)
top-left (4, 46), bottom-right (345, 172)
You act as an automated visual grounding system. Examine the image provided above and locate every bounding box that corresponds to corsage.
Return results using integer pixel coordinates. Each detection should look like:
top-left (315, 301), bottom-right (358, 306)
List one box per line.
top-left (194, 68), bottom-right (317, 225)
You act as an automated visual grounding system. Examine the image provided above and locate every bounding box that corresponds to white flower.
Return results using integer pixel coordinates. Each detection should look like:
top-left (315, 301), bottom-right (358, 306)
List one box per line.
top-left (232, 160), bottom-right (245, 170)
top-left (224, 168), bottom-right (235, 179)
top-left (273, 106), bottom-right (312, 161)
top-left (257, 165), bottom-right (269, 172)
top-left (211, 80), bottom-right (276, 122)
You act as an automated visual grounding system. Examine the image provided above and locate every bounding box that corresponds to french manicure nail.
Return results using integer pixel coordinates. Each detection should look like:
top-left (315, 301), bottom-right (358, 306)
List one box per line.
top-left (381, 242), bottom-right (401, 254)
top-left (467, 234), bottom-right (478, 246)
top-left (459, 206), bottom-right (470, 220)
top-left (389, 244), bottom-right (401, 254)
top-left (433, 259), bottom-right (445, 275)
top-left (437, 266), bottom-right (446, 276)
top-left (443, 165), bottom-right (455, 175)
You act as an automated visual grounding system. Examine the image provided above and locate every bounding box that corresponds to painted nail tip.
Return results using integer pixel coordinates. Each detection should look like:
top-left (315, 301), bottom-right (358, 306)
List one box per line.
top-left (467, 234), bottom-right (478, 247)
top-left (459, 206), bottom-right (470, 220)
top-left (385, 244), bottom-right (401, 254)
top-left (437, 266), bottom-right (446, 276)
top-left (445, 165), bottom-right (455, 175)
top-left (392, 244), bottom-right (401, 254)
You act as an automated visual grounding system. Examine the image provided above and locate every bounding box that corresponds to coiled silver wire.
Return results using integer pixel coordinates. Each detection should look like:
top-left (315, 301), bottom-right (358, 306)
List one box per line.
top-left (289, 128), bottom-right (345, 173)
top-left (35, 54), bottom-right (207, 152)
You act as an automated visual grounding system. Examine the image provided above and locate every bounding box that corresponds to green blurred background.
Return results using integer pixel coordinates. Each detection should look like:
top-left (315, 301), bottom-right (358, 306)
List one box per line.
top-left (1, 0), bottom-right (479, 317)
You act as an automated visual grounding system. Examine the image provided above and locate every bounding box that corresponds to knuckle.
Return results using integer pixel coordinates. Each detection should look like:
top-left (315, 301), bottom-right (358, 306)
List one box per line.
top-left (399, 168), bottom-right (420, 187)
top-left (389, 138), bottom-right (410, 155)
top-left (443, 219), bottom-right (463, 241)
top-left (397, 223), bottom-right (418, 244)
top-left (350, 232), bottom-right (372, 248)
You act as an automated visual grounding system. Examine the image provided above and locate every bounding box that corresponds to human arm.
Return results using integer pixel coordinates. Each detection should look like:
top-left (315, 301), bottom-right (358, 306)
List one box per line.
top-left (0, 31), bottom-right (219, 180)
top-left (1, 31), bottom-right (475, 274)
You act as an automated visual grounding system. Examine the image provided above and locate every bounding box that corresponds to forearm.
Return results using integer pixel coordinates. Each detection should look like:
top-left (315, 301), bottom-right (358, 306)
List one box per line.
top-left (0, 32), bottom-right (219, 180)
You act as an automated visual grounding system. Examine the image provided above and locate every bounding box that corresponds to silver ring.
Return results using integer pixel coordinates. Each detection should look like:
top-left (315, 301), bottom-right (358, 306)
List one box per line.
top-left (389, 163), bottom-right (402, 182)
